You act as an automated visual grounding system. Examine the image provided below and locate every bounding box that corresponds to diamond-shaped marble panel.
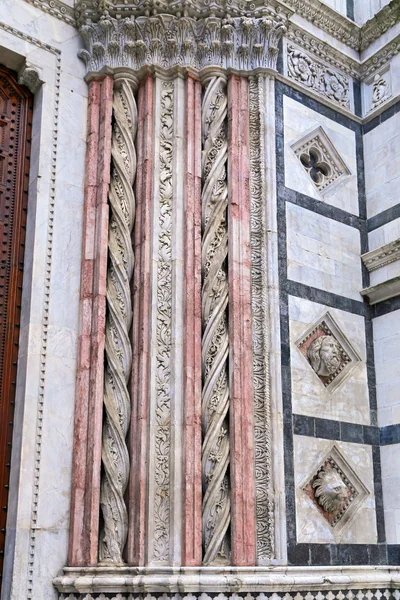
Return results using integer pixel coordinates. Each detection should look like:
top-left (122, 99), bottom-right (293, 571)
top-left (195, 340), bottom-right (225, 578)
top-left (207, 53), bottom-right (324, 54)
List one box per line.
top-left (301, 445), bottom-right (369, 534)
top-left (296, 311), bottom-right (361, 393)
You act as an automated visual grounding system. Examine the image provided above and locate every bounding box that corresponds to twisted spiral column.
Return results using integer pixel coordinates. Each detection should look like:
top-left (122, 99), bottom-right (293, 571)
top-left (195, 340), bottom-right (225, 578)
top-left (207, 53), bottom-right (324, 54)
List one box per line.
top-left (201, 74), bottom-right (230, 565)
top-left (99, 77), bottom-right (137, 564)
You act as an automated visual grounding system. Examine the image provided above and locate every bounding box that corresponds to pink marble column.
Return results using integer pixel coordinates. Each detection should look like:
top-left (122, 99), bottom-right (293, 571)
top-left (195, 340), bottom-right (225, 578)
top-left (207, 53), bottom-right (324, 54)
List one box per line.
top-left (182, 74), bottom-right (202, 567)
top-left (68, 75), bottom-right (113, 566)
top-left (227, 74), bottom-right (256, 566)
top-left (127, 74), bottom-right (153, 566)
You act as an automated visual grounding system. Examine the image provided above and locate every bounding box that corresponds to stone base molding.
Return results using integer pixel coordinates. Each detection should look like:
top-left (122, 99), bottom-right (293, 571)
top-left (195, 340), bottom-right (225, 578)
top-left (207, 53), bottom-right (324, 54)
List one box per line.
top-left (55, 566), bottom-right (400, 596)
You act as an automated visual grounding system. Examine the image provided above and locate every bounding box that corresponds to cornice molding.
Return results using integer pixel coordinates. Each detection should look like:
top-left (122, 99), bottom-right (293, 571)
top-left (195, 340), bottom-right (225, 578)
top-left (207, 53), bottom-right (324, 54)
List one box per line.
top-left (285, 26), bottom-right (360, 78)
top-left (20, 0), bottom-right (400, 58)
top-left (54, 565), bottom-right (400, 595)
top-left (360, 0), bottom-right (400, 53)
top-left (362, 239), bottom-right (400, 272)
top-left (78, 13), bottom-right (289, 76)
top-left (362, 33), bottom-right (400, 79)
top-left (361, 276), bottom-right (400, 304)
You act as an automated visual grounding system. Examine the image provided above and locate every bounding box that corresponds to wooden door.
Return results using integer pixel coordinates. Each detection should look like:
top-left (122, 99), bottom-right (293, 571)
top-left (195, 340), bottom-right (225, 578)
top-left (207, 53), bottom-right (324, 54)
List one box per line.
top-left (0, 65), bottom-right (32, 587)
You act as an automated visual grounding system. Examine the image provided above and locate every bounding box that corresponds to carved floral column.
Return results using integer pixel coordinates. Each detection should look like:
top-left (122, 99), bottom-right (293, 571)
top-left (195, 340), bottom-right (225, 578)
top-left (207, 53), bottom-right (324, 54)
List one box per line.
top-left (65, 6), bottom-right (290, 585)
top-left (99, 73), bottom-right (138, 564)
top-left (201, 72), bottom-right (230, 566)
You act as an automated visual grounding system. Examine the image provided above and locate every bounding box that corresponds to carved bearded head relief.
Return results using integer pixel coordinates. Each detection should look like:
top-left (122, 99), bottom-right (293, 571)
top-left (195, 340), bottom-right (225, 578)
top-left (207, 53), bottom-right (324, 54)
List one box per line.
top-left (312, 467), bottom-right (348, 514)
top-left (307, 334), bottom-right (341, 377)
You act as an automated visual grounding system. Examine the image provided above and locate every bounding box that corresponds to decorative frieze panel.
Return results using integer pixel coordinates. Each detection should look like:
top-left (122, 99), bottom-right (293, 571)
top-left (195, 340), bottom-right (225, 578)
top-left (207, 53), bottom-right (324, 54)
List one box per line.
top-left (285, 43), bottom-right (351, 110)
top-left (75, 0), bottom-right (292, 25)
top-left (363, 65), bottom-right (392, 115)
top-left (300, 445), bottom-right (370, 535)
top-left (290, 126), bottom-right (351, 196)
top-left (296, 312), bottom-right (361, 394)
top-left (78, 13), bottom-right (288, 75)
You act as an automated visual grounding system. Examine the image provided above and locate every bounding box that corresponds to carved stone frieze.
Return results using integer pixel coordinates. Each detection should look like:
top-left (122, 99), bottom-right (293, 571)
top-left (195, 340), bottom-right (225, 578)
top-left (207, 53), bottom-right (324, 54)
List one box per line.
top-left (301, 445), bottom-right (369, 534)
top-left (296, 311), bottom-right (361, 394)
top-left (362, 34), bottom-right (400, 80)
top-left (286, 44), bottom-right (351, 109)
top-left (152, 80), bottom-right (174, 563)
top-left (77, 13), bottom-right (288, 76)
top-left (75, 0), bottom-right (292, 25)
top-left (248, 75), bottom-right (274, 561)
top-left (201, 74), bottom-right (230, 566)
top-left (99, 78), bottom-right (137, 564)
top-left (291, 126), bottom-right (352, 195)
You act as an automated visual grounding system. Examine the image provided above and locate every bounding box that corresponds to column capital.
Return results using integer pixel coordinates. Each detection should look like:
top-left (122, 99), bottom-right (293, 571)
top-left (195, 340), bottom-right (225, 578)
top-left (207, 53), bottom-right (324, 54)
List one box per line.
top-left (78, 12), bottom-right (289, 81)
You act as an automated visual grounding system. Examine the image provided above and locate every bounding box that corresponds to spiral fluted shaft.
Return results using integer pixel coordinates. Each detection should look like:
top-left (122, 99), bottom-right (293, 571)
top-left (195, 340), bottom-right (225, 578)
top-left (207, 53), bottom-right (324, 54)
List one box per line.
top-left (99, 80), bottom-right (137, 564)
top-left (201, 75), bottom-right (230, 566)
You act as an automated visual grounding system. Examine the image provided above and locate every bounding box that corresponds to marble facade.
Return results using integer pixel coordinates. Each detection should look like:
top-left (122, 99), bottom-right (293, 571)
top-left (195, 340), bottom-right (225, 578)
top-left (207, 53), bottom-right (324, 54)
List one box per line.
top-left (0, 0), bottom-right (400, 599)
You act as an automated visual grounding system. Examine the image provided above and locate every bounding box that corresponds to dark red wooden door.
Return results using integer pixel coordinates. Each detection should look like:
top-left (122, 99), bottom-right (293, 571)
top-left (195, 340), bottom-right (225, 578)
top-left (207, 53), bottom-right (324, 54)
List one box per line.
top-left (0, 65), bottom-right (32, 588)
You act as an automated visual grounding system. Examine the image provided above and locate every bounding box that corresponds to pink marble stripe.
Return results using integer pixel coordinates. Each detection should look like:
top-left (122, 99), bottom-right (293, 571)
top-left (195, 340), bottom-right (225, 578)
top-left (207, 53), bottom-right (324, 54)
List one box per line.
top-left (182, 75), bottom-right (203, 567)
top-left (227, 74), bottom-right (256, 566)
top-left (68, 75), bottom-right (113, 566)
top-left (128, 74), bottom-right (153, 566)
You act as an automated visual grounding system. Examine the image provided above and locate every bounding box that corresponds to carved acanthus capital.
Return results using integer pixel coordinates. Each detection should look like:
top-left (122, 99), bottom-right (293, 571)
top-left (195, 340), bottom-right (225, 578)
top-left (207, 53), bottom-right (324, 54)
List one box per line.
top-left (78, 12), bottom-right (289, 77)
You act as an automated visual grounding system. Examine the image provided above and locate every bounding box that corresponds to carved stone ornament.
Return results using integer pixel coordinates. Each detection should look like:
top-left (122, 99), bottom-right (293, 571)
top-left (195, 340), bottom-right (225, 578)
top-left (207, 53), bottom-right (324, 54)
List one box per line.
top-left (296, 311), bottom-right (361, 394)
top-left (248, 75), bottom-right (274, 561)
top-left (364, 65), bottom-right (392, 114)
top-left (99, 77), bottom-right (137, 564)
top-left (291, 126), bottom-right (351, 196)
top-left (201, 74), bottom-right (230, 566)
top-left (286, 44), bottom-right (351, 110)
top-left (301, 445), bottom-right (369, 534)
top-left (18, 65), bottom-right (42, 95)
top-left (77, 12), bottom-right (288, 76)
top-left (362, 239), bottom-right (400, 272)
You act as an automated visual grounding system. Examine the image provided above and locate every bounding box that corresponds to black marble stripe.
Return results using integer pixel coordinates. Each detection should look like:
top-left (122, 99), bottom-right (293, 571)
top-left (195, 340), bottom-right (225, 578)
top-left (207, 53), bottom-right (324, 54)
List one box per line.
top-left (380, 424), bottom-right (400, 446)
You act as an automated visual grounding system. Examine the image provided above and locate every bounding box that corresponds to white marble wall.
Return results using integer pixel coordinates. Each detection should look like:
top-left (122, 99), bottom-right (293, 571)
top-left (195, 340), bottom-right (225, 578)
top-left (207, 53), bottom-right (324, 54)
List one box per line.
top-left (321, 0), bottom-right (347, 16)
top-left (294, 436), bottom-right (377, 544)
top-left (0, 1), bottom-right (86, 599)
top-left (286, 203), bottom-right (362, 300)
top-left (364, 113), bottom-right (400, 219)
top-left (284, 97), bottom-right (359, 215)
top-left (373, 310), bottom-right (400, 428)
top-left (381, 444), bottom-right (400, 544)
top-left (354, 0), bottom-right (391, 23)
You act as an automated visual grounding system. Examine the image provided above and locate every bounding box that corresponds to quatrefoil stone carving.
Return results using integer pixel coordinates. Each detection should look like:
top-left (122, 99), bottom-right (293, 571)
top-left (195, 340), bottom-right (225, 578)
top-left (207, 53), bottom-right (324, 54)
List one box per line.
top-left (291, 126), bottom-right (351, 195)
